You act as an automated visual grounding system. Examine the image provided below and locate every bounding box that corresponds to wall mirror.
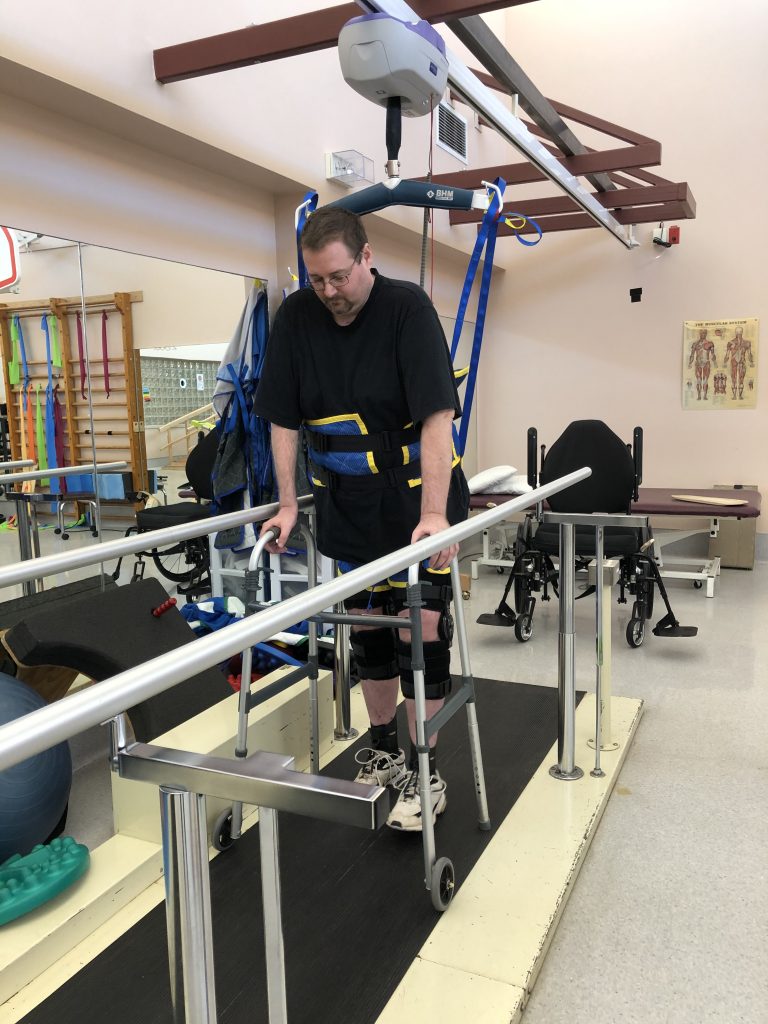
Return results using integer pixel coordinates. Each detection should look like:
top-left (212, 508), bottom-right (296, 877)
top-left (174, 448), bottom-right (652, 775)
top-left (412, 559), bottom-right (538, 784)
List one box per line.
top-left (0, 228), bottom-right (259, 543)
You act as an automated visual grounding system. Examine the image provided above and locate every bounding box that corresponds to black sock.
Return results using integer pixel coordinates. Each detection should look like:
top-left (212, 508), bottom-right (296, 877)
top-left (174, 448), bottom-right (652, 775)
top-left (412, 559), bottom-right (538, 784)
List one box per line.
top-left (370, 715), bottom-right (399, 755)
top-left (409, 745), bottom-right (437, 776)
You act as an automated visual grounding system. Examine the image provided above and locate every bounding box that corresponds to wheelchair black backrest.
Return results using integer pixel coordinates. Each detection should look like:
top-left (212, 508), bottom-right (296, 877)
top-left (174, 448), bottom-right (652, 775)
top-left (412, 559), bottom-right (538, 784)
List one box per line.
top-left (540, 420), bottom-right (638, 513)
top-left (184, 427), bottom-right (219, 501)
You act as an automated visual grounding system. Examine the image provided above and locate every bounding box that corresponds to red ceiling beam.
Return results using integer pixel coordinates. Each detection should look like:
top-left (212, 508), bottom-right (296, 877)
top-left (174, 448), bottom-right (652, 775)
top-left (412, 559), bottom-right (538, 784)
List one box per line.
top-left (496, 201), bottom-right (693, 236)
top-left (153, 2), bottom-right (539, 84)
top-left (418, 140), bottom-right (662, 195)
top-left (452, 181), bottom-right (695, 225)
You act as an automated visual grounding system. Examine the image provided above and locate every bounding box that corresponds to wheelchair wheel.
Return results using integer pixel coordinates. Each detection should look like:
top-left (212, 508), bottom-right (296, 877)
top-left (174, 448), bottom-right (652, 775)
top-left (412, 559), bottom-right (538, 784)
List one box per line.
top-left (150, 538), bottom-right (209, 584)
top-left (626, 617), bottom-right (645, 648)
top-left (514, 613), bottom-right (533, 643)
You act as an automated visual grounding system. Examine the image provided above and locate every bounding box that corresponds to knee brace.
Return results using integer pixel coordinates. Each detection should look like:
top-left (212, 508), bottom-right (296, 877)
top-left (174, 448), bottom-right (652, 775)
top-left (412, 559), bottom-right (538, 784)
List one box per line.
top-left (349, 627), bottom-right (397, 681)
top-left (396, 637), bottom-right (452, 700)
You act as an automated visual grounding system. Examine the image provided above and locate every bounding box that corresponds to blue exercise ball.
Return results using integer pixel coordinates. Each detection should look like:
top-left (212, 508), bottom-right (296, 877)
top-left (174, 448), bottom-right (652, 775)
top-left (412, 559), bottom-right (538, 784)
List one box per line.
top-left (0, 674), bottom-right (72, 864)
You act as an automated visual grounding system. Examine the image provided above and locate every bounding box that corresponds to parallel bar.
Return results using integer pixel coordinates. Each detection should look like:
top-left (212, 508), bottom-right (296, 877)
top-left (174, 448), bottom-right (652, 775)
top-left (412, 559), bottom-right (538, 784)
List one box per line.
top-left (0, 460), bottom-right (127, 487)
top-left (543, 512), bottom-right (649, 530)
top-left (0, 469), bottom-right (590, 772)
top-left (0, 493), bottom-right (314, 592)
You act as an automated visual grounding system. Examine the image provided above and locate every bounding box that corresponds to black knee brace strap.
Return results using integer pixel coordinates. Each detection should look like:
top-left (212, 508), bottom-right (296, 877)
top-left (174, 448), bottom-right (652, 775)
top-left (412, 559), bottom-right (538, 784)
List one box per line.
top-left (396, 638), bottom-right (452, 700)
top-left (350, 627), bottom-right (397, 681)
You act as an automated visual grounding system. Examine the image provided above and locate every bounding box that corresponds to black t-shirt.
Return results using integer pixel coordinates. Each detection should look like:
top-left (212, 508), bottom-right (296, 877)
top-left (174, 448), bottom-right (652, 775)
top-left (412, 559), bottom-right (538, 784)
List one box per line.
top-left (254, 271), bottom-right (469, 561)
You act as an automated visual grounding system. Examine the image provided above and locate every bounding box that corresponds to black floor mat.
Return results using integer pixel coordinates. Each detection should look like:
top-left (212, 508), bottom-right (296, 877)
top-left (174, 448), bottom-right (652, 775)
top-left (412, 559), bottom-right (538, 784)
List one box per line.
top-left (22, 678), bottom-right (580, 1024)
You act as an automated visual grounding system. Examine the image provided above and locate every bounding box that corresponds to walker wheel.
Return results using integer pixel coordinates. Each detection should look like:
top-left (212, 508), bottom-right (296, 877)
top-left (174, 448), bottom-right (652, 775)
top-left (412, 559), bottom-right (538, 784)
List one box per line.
top-left (54, 528), bottom-right (62, 535)
top-left (626, 617), bottom-right (645, 648)
top-left (514, 613), bottom-right (533, 643)
top-left (61, 533), bottom-right (69, 541)
top-left (496, 566), bottom-right (505, 574)
top-left (430, 857), bottom-right (455, 912)
top-left (693, 580), bottom-right (703, 590)
top-left (212, 808), bottom-right (235, 852)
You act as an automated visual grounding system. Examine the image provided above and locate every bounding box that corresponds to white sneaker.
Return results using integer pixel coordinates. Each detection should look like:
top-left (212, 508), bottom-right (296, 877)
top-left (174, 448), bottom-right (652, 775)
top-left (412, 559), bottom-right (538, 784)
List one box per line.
top-left (353, 748), bottom-right (406, 787)
top-left (386, 768), bottom-right (447, 832)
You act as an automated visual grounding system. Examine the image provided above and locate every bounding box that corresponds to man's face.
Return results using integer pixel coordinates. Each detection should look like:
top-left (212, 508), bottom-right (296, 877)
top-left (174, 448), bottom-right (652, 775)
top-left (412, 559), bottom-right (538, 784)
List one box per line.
top-left (699, 330), bottom-right (708, 340)
top-left (303, 240), bottom-right (373, 321)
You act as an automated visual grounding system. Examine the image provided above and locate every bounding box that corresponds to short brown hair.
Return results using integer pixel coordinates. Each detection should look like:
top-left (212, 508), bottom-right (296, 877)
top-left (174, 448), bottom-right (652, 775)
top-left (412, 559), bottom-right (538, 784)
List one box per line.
top-left (300, 206), bottom-right (368, 256)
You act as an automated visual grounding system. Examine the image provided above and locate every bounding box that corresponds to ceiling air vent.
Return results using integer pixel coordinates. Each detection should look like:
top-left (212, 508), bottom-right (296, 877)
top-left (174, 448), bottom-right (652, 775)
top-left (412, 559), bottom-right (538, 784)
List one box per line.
top-left (436, 101), bottom-right (468, 164)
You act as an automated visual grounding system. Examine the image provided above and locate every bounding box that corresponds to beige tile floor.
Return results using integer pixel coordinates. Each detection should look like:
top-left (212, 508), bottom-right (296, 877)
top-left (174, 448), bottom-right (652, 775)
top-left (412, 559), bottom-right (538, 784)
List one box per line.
top-left (0, 512), bottom-right (766, 1024)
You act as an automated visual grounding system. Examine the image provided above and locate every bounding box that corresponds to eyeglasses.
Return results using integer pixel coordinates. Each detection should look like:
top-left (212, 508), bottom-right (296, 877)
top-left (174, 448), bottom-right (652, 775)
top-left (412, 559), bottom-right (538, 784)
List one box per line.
top-left (307, 251), bottom-right (363, 292)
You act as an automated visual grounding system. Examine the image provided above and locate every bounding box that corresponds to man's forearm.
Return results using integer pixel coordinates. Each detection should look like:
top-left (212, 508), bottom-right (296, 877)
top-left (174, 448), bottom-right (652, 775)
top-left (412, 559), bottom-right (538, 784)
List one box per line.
top-left (272, 425), bottom-right (299, 508)
top-left (419, 410), bottom-right (455, 516)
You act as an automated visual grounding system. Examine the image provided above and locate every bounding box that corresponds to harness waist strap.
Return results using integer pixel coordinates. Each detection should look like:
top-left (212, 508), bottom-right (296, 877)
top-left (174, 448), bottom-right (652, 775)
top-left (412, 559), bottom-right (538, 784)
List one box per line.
top-left (305, 425), bottom-right (420, 454)
top-left (310, 459), bottom-right (421, 492)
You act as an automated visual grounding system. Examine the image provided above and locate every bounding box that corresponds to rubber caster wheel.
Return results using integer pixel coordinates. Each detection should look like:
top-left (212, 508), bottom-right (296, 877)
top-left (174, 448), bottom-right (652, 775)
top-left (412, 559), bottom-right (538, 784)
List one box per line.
top-left (430, 857), bottom-right (455, 912)
top-left (514, 613), bottom-right (533, 643)
top-left (462, 590), bottom-right (470, 601)
top-left (61, 533), bottom-right (69, 541)
top-left (693, 580), bottom-right (703, 590)
top-left (626, 617), bottom-right (645, 648)
top-left (54, 528), bottom-right (62, 535)
top-left (212, 808), bottom-right (235, 852)
top-left (496, 566), bottom-right (505, 574)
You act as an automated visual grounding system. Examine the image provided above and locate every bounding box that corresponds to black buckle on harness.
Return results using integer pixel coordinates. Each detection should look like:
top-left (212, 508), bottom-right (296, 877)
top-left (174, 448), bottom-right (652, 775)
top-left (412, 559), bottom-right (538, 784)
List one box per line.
top-left (308, 430), bottom-right (330, 454)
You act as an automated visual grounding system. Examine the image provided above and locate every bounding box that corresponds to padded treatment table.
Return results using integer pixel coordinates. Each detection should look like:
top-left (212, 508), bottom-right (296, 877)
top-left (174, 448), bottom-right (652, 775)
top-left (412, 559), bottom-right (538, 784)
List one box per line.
top-left (469, 487), bottom-right (761, 596)
top-left (2, 577), bottom-right (233, 741)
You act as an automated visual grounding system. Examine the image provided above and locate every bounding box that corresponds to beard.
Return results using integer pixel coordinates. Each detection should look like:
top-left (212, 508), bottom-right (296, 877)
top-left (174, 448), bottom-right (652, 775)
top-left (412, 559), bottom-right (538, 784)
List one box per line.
top-left (321, 294), bottom-right (355, 317)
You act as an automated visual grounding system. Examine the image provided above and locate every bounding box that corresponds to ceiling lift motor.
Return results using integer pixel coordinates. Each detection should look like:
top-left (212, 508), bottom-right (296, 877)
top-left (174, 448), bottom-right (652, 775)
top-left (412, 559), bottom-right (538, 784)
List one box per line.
top-left (338, 14), bottom-right (449, 179)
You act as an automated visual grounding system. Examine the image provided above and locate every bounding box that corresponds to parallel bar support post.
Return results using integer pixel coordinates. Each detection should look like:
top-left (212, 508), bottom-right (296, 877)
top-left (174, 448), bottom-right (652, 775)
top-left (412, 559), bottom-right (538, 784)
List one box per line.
top-left (301, 522), bottom-right (321, 773)
top-left (14, 499), bottom-right (36, 597)
top-left (550, 522), bottom-right (583, 781)
top-left (449, 557), bottom-right (490, 829)
top-left (591, 527), bottom-right (606, 778)
top-left (259, 806), bottom-right (288, 1024)
top-left (332, 561), bottom-right (358, 741)
top-left (160, 786), bottom-right (217, 1024)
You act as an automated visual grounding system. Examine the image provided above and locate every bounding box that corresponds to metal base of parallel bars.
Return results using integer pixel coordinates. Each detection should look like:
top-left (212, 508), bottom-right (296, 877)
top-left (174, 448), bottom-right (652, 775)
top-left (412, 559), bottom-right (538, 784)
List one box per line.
top-left (121, 742), bottom-right (389, 1024)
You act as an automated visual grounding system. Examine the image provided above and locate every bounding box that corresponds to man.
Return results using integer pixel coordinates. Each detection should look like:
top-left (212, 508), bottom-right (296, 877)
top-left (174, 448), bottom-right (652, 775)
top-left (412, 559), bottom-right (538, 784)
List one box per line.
top-left (254, 207), bottom-right (469, 831)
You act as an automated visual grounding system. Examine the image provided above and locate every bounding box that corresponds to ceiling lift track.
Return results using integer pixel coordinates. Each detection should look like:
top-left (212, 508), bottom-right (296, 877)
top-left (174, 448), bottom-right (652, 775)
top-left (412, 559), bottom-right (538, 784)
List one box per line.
top-left (356, 0), bottom-right (635, 249)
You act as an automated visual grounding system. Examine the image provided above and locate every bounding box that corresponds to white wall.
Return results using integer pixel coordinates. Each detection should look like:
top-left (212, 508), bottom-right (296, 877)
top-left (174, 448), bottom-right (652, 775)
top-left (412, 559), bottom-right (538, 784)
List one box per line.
top-left (468, 0), bottom-right (768, 527)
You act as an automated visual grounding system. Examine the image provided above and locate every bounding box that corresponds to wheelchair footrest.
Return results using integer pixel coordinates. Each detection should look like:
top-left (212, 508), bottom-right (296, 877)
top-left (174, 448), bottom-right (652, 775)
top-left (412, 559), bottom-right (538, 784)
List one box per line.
top-left (652, 612), bottom-right (698, 638)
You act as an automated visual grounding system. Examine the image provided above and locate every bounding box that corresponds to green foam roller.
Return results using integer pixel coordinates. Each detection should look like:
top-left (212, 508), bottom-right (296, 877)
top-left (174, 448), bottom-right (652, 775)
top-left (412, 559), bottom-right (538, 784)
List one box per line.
top-left (0, 837), bottom-right (90, 926)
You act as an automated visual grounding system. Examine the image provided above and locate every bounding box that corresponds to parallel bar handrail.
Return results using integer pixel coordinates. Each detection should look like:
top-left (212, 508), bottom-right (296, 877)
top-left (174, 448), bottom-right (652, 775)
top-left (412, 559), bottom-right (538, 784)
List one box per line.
top-left (0, 494), bottom-right (314, 591)
top-left (0, 468), bottom-right (590, 771)
top-left (0, 461), bottom-right (128, 488)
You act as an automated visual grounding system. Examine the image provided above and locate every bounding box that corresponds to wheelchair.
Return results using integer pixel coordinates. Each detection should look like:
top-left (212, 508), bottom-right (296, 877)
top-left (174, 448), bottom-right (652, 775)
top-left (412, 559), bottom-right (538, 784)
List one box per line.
top-left (477, 420), bottom-right (697, 648)
top-left (112, 430), bottom-right (217, 597)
